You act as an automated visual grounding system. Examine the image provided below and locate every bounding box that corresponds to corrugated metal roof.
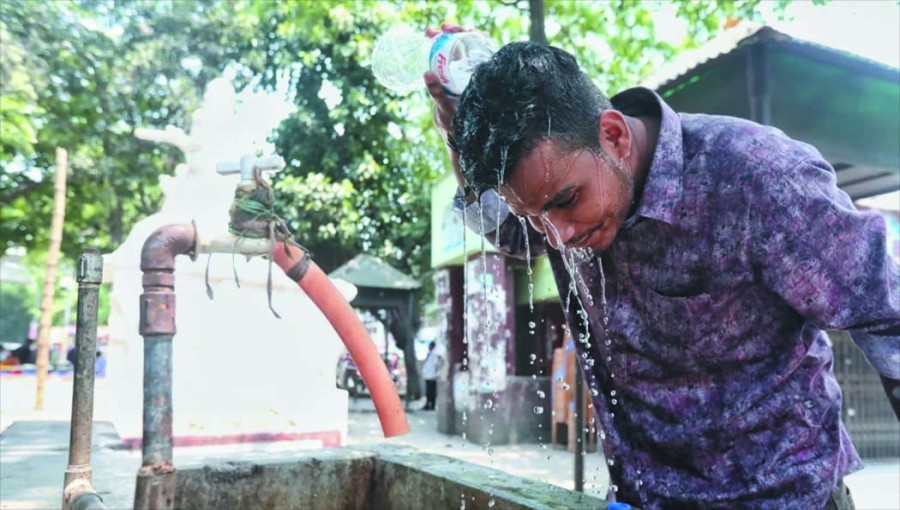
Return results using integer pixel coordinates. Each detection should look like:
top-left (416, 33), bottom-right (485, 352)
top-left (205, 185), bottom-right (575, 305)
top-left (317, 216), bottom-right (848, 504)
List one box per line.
top-left (640, 22), bottom-right (900, 201)
top-left (642, 22), bottom-right (768, 90)
top-left (642, 23), bottom-right (899, 90)
top-left (329, 254), bottom-right (421, 290)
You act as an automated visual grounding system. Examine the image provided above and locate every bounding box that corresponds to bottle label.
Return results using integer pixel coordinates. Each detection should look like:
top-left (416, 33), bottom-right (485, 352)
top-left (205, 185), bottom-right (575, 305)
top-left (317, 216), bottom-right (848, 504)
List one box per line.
top-left (429, 33), bottom-right (455, 93)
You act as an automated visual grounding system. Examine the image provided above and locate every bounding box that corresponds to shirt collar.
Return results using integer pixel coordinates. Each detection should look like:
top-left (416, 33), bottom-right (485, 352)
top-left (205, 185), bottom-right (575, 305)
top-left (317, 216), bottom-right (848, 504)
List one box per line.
top-left (610, 87), bottom-right (684, 225)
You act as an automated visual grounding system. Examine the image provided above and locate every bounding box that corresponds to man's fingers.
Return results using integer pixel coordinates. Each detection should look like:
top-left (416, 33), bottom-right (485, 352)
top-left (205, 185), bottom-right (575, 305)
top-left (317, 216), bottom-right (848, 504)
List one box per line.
top-left (426, 22), bottom-right (468, 38)
top-left (425, 72), bottom-right (459, 115)
top-left (424, 72), bottom-right (445, 98)
top-left (440, 22), bottom-right (467, 33)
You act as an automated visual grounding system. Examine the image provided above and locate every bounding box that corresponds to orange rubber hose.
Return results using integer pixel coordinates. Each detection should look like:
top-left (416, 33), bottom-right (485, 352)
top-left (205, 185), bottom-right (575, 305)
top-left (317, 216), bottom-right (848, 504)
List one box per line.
top-left (273, 242), bottom-right (409, 438)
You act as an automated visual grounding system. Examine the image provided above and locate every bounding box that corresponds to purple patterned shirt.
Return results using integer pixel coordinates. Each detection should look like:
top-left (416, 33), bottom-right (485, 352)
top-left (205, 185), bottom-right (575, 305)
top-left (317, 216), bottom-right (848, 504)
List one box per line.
top-left (464, 88), bottom-right (900, 509)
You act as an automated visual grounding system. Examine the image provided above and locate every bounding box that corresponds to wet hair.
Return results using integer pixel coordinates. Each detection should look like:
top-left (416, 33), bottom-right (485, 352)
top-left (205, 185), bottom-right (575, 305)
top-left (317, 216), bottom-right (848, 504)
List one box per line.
top-left (453, 42), bottom-right (612, 196)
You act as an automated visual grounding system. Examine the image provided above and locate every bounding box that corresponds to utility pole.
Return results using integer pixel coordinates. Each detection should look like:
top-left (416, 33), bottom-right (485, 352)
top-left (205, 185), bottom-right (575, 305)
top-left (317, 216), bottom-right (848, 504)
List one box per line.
top-left (529, 0), bottom-right (548, 45)
top-left (35, 148), bottom-right (68, 410)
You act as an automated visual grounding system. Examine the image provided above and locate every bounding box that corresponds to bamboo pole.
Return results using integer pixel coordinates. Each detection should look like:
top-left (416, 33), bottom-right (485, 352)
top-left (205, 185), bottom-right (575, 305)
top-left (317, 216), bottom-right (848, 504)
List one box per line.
top-left (35, 147), bottom-right (68, 410)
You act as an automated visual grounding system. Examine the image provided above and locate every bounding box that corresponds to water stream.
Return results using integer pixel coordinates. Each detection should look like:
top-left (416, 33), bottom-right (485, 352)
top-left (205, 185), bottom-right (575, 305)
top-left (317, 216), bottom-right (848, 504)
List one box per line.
top-left (457, 163), bottom-right (627, 501)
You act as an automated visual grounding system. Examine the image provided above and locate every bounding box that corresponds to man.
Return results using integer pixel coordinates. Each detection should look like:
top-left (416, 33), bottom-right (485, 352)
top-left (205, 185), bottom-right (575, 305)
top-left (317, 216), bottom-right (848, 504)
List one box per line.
top-left (421, 341), bottom-right (439, 411)
top-left (11, 338), bottom-right (35, 365)
top-left (425, 27), bottom-right (899, 510)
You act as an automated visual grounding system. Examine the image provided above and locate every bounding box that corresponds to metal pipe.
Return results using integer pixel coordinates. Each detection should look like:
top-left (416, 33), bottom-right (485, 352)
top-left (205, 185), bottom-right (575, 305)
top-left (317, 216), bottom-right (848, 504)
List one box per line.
top-left (140, 334), bottom-right (174, 466)
top-left (69, 491), bottom-right (108, 510)
top-left (196, 232), bottom-right (273, 256)
top-left (574, 360), bottom-right (585, 492)
top-left (135, 223), bottom-right (196, 510)
top-left (62, 250), bottom-right (108, 510)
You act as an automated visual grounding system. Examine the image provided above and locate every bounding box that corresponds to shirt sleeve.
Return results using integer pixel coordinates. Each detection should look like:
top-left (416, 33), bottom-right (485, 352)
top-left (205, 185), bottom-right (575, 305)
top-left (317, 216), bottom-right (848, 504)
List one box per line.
top-left (751, 158), bottom-right (900, 379)
top-left (452, 188), bottom-right (547, 260)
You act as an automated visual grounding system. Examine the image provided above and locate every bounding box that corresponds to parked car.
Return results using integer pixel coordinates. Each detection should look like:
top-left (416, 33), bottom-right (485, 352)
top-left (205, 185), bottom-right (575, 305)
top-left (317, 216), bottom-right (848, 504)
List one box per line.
top-left (336, 349), bottom-right (406, 398)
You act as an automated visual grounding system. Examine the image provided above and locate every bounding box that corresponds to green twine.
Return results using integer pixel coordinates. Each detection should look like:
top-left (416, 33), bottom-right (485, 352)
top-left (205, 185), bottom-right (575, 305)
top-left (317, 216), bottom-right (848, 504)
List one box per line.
top-left (202, 168), bottom-right (308, 319)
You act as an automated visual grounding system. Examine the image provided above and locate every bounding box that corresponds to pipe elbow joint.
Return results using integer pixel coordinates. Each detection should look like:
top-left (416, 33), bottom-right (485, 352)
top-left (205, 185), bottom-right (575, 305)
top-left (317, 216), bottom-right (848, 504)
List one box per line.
top-left (140, 223), bottom-right (197, 274)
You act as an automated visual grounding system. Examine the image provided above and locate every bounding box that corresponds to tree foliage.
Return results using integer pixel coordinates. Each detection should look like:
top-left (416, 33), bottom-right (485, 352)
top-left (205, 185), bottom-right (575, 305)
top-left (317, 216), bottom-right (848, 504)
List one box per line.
top-left (241, 0), bottom-right (791, 282)
top-left (0, 0), bottom-right (256, 259)
top-left (1, 0), bottom-right (800, 309)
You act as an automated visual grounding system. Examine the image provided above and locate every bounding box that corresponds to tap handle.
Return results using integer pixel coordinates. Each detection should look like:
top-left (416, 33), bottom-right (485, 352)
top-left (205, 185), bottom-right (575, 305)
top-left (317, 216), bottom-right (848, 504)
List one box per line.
top-left (216, 154), bottom-right (285, 185)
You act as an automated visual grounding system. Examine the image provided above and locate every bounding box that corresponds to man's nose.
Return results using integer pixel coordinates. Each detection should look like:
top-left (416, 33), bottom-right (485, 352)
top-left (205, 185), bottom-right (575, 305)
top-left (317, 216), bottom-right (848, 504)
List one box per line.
top-left (557, 224), bottom-right (577, 247)
top-left (535, 215), bottom-right (575, 248)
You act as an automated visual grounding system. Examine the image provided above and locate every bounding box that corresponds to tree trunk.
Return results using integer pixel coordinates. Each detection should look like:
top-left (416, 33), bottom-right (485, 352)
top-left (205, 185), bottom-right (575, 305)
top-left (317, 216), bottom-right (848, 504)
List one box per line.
top-left (529, 0), bottom-right (548, 45)
top-left (35, 148), bottom-right (68, 410)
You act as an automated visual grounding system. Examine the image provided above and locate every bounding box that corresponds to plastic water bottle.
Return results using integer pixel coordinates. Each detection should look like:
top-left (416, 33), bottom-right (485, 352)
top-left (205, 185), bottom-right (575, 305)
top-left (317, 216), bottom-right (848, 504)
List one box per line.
top-left (371, 25), bottom-right (498, 96)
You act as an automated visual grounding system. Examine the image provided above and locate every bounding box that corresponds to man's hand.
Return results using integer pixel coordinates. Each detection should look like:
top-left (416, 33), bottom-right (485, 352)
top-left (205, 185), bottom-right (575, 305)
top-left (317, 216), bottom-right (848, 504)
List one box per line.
top-left (424, 23), bottom-right (476, 203)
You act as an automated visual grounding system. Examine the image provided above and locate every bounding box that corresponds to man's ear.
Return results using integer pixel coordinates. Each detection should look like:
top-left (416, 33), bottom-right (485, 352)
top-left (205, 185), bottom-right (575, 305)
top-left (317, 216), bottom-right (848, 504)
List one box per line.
top-left (598, 110), bottom-right (631, 160)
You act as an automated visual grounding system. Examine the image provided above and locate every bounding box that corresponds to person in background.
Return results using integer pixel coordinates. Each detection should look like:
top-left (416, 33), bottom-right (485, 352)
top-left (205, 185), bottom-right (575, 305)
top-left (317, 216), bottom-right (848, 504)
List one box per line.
top-left (95, 351), bottom-right (107, 377)
top-left (11, 338), bottom-right (35, 365)
top-left (421, 341), bottom-right (439, 411)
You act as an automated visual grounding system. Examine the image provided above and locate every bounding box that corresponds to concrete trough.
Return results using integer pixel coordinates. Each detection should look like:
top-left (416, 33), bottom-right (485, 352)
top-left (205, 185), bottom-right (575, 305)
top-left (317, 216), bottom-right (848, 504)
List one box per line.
top-left (175, 444), bottom-right (608, 510)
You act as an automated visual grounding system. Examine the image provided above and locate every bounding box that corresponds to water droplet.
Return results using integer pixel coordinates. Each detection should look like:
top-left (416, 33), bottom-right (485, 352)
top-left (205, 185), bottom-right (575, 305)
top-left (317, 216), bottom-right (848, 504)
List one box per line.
top-left (488, 447), bottom-right (494, 455)
top-left (607, 458), bottom-right (615, 466)
top-left (610, 390), bottom-right (616, 397)
top-left (533, 406), bottom-right (544, 414)
top-left (611, 484), bottom-right (619, 493)
top-left (611, 399), bottom-right (618, 405)
top-left (537, 390), bottom-right (546, 399)
top-left (485, 399), bottom-right (493, 409)
top-left (528, 321), bottom-right (536, 329)
top-left (488, 499), bottom-right (496, 508)
top-left (562, 382), bottom-right (570, 391)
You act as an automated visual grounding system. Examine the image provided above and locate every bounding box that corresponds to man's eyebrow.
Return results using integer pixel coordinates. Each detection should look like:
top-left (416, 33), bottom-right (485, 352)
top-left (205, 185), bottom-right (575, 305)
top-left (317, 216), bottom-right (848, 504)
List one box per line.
top-left (540, 185), bottom-right (576, 212)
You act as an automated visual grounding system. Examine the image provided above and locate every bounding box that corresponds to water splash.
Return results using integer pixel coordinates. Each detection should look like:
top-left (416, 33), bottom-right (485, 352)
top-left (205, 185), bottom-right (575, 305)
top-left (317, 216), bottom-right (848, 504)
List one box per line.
top-left (516, 215), bottom-right (535, 315)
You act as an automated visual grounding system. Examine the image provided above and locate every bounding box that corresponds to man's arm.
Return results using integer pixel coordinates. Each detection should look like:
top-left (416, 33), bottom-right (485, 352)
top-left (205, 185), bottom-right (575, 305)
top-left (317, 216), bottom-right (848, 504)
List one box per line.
top-left (750, 157), bottom-right (900, 419)
top-left (424, 24), bottom-right (544, 260)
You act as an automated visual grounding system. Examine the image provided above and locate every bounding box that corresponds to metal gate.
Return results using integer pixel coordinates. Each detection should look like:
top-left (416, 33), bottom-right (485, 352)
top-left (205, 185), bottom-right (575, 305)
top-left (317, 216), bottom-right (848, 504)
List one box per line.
top-left (829, 330), bottom-right (900, 460)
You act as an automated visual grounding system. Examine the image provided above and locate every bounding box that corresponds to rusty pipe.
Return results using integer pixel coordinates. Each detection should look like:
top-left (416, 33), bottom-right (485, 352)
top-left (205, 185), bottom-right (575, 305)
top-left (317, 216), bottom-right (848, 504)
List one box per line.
top-left (272, 242), bottom-right (409, 437)
top-left (62, 251), bottom-right (108, 510)
top-left (69, 491), bottom-right (108, 510)
top-left (135, 223), bottom-right (196, 510)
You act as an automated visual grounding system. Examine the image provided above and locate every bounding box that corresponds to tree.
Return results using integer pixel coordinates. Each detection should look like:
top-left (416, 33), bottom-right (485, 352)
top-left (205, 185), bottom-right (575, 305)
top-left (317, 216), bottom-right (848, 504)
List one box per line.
top-left (241, 0), bottom-right (796, 282)
top-left (0, 0), bottom-right (804, 304)
top-left (239, 1), bottom-right (452, 279)
top-left (0, 0), bottom-right (257, 260)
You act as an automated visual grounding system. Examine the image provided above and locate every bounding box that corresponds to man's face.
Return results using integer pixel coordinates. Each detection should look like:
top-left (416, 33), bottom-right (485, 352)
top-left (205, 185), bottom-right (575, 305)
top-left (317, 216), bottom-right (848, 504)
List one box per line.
top-left (499, 139), bottom-right (634, 252)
